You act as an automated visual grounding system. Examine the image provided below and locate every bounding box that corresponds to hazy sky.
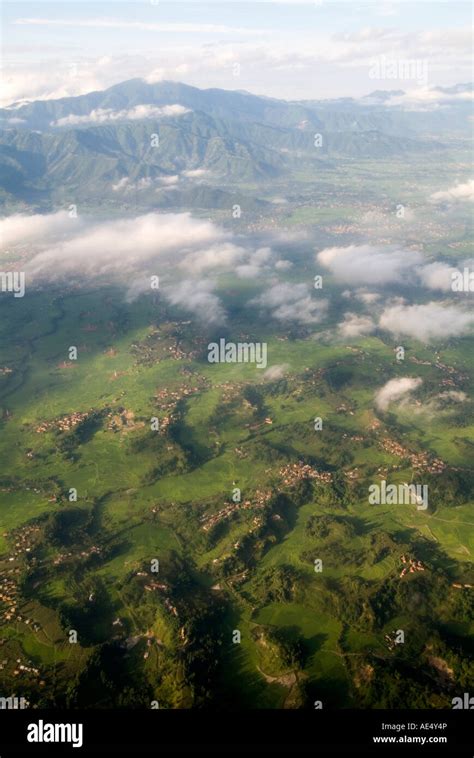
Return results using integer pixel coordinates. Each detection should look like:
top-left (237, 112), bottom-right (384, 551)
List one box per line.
top-left (2, 0), bottom-right (472, 105)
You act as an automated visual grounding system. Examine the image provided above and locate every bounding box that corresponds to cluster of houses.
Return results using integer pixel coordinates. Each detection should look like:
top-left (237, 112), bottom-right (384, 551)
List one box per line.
top-left (234, 446), bottom-right (248, 459)
top-left (167, 343), bottom-right (188, 361)
top-left (215, 381), bottom-right (242, 403)
top-left (200, 501), bottom-right (248, 532)
top-left (164, 598), bottom-right (179, 618)
top-left (133, 336), bottom-right (193, 363)
top-left (0, 541), bottom-right (46, 687)
top-left (245, 417), bottom-right (273, 432)
top-left (144, 581), bottom-right (168, 593)
top-left (35, 410), bottom-right (91, 434)
top-left (1, 527), bottom-right (43, 634)
top-left (411, 453), bottom-right (446, 474)
top-left (11, 657), bottom-right (40, 679)
top-left (399, 554), bottom-right (425, 578)
top-left (148, 383), bottom-right (206, 436)
top-left (379, 437), bottom-right (446, 474)
top-left (7, 524), bottom-right (41, 561)
top-left (52, 545), bottom-right (101, 567)
top-left (278, 462), bottom-right (333, 487)
top-left (336, 403), bottom-right (355, 416)
top-left (440, 377), bottom-right (457, 389)
top-left (343, 468), bottom-right (359, 481)
top-left (434, 358), bottom-right (467, 380)
top-left (135, 574), bottom-right (179, 621)
top-left (341, 433), bottom-right (365, 443)
top-left (2, 607), bottom-right (41, 630)
top-left (409, 355), bottom-right (467, 387)
top-left (368, 418), bottom-right (382, 431)
top-left (132, 323), bottom-right (205, 365)
top-left (252, 490), bottom-right (273, 508)
top-left (0, 574), bottom-right (18, 622)
top-left (200, 489), bottom-right (272, 532)
top-left (106, 408), bottom-right (141, 433)
top-left (384, 630), bottom-right (401, 651)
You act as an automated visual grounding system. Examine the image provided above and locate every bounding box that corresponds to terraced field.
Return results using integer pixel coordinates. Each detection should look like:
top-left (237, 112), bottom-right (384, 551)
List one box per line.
top-left (0, 258), bottom-right (472, 709)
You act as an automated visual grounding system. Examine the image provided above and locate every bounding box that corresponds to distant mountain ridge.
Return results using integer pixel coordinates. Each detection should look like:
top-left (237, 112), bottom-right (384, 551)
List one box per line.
top-left (0, 79), bottom-right (471, 208)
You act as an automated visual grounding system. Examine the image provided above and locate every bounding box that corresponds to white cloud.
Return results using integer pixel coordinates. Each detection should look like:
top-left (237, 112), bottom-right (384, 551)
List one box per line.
top-left (182, 169), bottom-right (210, 178)
top-left (9, 212), bottom-right (287, 330)
top-left (383, 86), bottom-right (473, 111)
top-left (112, 177), bottom-right (130, 192)
top-left (164, 279), bottom-right (225, 325)
top-left (317, 244), bottom-right (423, 286)
top-left (236, 264), bottom-right (262, 279)
top-left (112, 175), bottom-right (179, 192)
top-left (0, 210), bottom-right (78, 248)
top-left (3, 20), bottom-right (472, 106)
top-left (3, 211), bottom-right (241, 325)
top-left (274, 259), bottom-right (293, 271)
top-left (338, 313), bottom-right (376, 339)
top-left (52, 103), bottom-right (190, 127)
top-left (379, 302), bottom-right (474, 341)
top-left (112, 176), bottom-right (156, 192)
top-left (317, 245), bottom-right (473, 296)
top-left (411, 389), bottom-right (469, 416)
top-left (180, 241), bottom-right (248, 274)
top-left (430, 179), bottom-right (474, 203)
top-left (416, 262), bottom-right (457, 291)
top-left (252, 247), bottom-right (273, 265)
top-left (375, 377), bottom-right (423, 411)
top-left (6, 211), bottom-right (232, 281)
top-left (354, 290), bottom-right (381, 304)
top-left (182, 242), bottom-right (277, 277)
top-left (157, 175), bottom-right (180, 186)
top-left (251, 282), bottom-right (328, 325)
top-left (2, 116), bottom-right (26, 124)
top-left (14, 17), bottom-right (268, 35)
top-left (263, 364), bottom-right (289, 381)
top-left (439, 390), bottom-right (468, 403)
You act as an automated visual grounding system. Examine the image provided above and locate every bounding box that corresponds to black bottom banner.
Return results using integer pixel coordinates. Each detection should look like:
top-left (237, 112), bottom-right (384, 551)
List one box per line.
top-left (0, 709), bottom-right (471, 755)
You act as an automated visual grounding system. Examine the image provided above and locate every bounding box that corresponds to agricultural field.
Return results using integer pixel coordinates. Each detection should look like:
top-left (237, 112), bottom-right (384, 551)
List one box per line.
top-left (0, 179), bottom-right (473, 708)
top-left (0, 56), bottom-right (473, 712)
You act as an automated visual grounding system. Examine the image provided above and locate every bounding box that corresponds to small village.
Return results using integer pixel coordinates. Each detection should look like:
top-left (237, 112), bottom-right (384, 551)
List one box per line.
top-left (199, 489), bottom-right (272, 532)
top-left (0, 528), bottom-right (45, 686)
top-left (398, 554), bottom-right (426, 578)
top-left (379, 437), bottom-right (446, 474)
top-left (278, 462), bottom-right (333, 488)
top-left (153, 383), bottom-right (204, 434)
top-left (35, 410), bottom-right (92, 434)
top-left (52, 545), bottom-right (102, 567)
top-left (106, 408), bottom-right (143, 433)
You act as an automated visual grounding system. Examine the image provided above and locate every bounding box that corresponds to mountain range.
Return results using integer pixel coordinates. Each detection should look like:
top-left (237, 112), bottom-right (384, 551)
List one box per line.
top-left (0, 79), bottom-right (471, 209)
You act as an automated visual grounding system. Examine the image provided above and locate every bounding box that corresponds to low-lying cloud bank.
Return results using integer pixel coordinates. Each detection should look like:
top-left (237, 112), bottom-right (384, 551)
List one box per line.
top-left (52, 103), bottom-right (190, 127)
top-left (379, 302), bottom-right (474, 341)
top-left (375, 377), bottom-right (423, 411)
top-left (251, 282), bottom-right (328, 326)
top-left (317, 243), bottom-right (473, 295)
top-left (430, 179), bottom-right (474, 204)
top-left (317, 244), bottom-right (423, 286)
top-left (0, 211), bottom-right (295, 325)
top-left (3, 213), bottom-right (473, 340)
top-left (12, 211), bottom-right (234, 279)
top-left (338, 313), bottom-right (375, 338)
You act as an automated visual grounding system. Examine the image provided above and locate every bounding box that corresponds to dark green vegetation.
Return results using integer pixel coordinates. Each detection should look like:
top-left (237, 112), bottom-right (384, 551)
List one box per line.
top-left (0, 278), bottom-right (472, 709)
top-left (0, 81), bottom-right (473, 710)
